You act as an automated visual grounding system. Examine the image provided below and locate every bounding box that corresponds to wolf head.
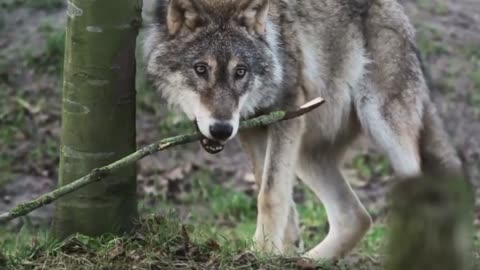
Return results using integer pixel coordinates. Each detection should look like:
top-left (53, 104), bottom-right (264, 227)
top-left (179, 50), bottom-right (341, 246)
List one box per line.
top-left (144, 0), bottom-right (282, 153)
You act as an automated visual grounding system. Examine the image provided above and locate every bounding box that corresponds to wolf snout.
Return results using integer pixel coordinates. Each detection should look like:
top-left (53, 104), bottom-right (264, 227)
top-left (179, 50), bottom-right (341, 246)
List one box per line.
top-left (209, 122), bottom-right (233, 141)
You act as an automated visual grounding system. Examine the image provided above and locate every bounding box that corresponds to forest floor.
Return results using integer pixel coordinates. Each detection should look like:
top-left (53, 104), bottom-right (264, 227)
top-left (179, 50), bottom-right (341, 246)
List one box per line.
top-left (0, 0), bottom-right (480, 269)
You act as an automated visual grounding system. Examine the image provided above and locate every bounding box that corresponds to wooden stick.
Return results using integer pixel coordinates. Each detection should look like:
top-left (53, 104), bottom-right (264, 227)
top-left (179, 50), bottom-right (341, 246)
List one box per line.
top-left (0, 98), bottom-right (324, 223)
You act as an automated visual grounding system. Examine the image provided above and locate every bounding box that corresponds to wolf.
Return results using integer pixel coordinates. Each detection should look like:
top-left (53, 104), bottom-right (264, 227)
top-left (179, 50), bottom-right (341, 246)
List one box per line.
top-left (143, 0), bottom-right (462, 259)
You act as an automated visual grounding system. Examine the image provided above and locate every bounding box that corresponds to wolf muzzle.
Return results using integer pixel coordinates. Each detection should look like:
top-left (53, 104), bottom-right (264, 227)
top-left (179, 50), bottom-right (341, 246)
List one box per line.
top-left (195, 120), bottom-right (234, 154)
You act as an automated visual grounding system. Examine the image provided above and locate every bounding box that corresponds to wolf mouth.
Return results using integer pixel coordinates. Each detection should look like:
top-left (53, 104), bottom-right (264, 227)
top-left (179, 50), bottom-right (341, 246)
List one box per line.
top-left (194, 121), bottom-right (225, 154)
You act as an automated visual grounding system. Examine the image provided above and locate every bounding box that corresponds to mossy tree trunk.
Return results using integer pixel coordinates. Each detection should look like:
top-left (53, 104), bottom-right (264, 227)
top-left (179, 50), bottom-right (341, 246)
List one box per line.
top-left (53, 0), bottom-right (142, 238)
top-left (386, 175), bottom-right (474, 270)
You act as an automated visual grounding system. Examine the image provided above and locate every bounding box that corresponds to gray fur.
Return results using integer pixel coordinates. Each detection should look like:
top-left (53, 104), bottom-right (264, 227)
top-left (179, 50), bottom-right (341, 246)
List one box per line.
top-left (144, 0), bottom-right (462, 259)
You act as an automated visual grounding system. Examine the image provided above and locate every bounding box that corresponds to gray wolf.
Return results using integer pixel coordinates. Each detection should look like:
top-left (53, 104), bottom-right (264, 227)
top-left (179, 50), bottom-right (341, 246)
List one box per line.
top-left (143, 0), bottom-right (462, 259)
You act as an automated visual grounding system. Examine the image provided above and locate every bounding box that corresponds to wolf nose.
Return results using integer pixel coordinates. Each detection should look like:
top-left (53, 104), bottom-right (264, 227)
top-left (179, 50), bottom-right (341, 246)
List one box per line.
top-left (209, 122), bottom-right (233, 141)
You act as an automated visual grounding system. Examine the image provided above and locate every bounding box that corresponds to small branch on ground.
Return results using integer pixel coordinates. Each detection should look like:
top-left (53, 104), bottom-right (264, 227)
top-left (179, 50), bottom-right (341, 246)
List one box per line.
top-left (0, 97), bottom-right (325, 223)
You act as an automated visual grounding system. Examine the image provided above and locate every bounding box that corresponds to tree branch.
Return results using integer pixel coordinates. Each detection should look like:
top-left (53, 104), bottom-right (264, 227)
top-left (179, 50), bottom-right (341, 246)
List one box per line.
top-left (0, 98), bottom-right (324, 224)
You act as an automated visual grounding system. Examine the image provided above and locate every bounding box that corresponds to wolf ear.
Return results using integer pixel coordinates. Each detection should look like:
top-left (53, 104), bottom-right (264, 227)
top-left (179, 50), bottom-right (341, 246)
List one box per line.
top-left (166, 0), bottom-right (204, 36)
top-left (236, 0), bottom-right (270, 35)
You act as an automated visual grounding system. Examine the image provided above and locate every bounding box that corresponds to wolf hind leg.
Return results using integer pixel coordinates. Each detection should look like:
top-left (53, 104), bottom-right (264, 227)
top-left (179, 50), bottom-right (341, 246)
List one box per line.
top-left (356, 97), bottom-right (422, 178)
top-left (297, 151), bottom-right (371, 260)
top-left (419, 101), bottom-right (462, 176)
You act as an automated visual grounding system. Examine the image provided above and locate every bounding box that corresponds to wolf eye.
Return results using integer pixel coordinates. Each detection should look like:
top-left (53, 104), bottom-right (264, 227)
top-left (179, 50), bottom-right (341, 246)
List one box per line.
top-left (235, 67), bottom-right (247, 79)
top-left (194, 64), bottom-right (208, 76)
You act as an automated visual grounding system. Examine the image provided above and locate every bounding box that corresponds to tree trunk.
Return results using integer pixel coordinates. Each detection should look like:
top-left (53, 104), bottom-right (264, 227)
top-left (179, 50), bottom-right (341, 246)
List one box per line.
top-left (386, 175), bottom-right (474, 270)
top-left (53, 0), bottom-right (142, 238)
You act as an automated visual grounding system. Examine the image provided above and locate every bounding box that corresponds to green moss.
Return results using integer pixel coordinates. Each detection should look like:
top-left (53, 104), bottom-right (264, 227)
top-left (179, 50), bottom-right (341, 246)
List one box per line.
top-left (386, 177), bottom-right (474, 270)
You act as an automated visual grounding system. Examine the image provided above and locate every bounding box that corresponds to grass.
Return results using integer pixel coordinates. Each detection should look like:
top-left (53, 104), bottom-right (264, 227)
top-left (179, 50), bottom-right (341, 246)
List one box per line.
top-left (25, 27), bottom-right (65, 74)
top-left (0, 10), bottom-right (5, 31)
top-left (1, 2), bottom-right (479, 269)
top-left (157, 111), bottom-right (194, 138)
top-left (24, 0), bottom-right (64, 10)
top-left (2, 178), bottom-right (477, 270)
top-left (415, 24), bottom-right (449, 60)
top-left (1, 0), bottom-right (64, 11)
top-left (464, 44), bottom-right (480, 61)
top-left (351, 153), bottom-right (392, 180)
top-left (7, 176), bottom-right (472, 269)
top-left (0, 165), bottom-right (386, 269)
top-left (416, 0), bottom-right (448, 15)
top-left (0, 88), bottom-right (28, 185)
top-left (473, 65), bottom-right (480, 110)
top-left (0, 214), bottom-right (381, 270)
top-left (30, 137), bottom-right (59, 164)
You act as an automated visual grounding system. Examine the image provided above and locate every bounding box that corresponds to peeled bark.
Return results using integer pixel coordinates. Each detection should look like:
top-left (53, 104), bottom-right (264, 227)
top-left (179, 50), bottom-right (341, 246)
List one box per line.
top-left (53, 0), bottom-right (142, 238)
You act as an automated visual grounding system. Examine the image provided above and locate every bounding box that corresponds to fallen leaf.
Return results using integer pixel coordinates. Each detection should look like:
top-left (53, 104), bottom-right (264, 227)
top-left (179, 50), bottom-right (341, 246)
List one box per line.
top-left (181, 225), bottom-right (190, 253)
top-left (205, 239), bottom-right (220, 251)
top-left (294, 258), bottom-right (317, 270)
top-left (233, 251), bottom-right (256, 264)
top-left (108, 244), bottom-right (125, 260)
top-left (15, 97), bottom-right (40, 114)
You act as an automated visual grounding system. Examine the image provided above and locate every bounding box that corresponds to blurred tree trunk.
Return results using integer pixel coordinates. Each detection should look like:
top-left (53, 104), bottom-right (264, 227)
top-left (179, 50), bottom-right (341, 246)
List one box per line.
top-left (53, 0), bottom-right (142, 238)
top-left (386, 175), bottom-right (474, 270)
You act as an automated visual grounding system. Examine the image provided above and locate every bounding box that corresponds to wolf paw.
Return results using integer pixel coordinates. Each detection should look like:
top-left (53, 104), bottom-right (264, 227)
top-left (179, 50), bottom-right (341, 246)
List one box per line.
top-left (303, 246), bottom-right (338, 261)
top-left (283, 237), bottom-right (304, 255)
top-left (253, 231), bottom-right (283, 255)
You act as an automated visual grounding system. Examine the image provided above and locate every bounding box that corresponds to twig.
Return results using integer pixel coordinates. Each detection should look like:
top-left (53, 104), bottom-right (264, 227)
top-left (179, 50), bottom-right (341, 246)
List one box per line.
top-left (0, 98), bottom-right (325, 223)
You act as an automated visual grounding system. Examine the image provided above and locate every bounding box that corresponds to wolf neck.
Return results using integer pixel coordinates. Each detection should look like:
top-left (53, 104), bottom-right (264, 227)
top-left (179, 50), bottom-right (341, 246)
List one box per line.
top-left (264, 20), bottom-right (284, 91)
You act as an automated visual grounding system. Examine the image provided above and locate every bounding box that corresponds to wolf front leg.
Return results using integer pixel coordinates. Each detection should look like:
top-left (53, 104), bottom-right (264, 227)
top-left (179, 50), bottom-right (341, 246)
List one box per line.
top-left (240, 127), bottom-right (304, 255)
top-left (253, 119), bottom-right (303, 255)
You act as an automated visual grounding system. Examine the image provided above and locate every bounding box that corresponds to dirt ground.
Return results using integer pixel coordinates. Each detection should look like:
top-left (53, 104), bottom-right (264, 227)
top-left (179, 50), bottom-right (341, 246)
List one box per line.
top-left (0, 0), bottom-right (479, 228)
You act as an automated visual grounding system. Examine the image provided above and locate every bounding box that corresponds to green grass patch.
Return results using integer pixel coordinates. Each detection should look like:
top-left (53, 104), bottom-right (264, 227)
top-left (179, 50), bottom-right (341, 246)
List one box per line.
top-left (471, 61), bottom-right (480, 109)
top-left (0, 88), bottom-right (27, 181)
top-left (1, 214), bottom-right (381, 270)
top-left (157, 111), bottom-right (193, 137)
top-left (352, 153), bottom-right (392, 180)
top-left (416, 35), bottom-right (448, 60)
top-left (0, 11), bottom-right (5, 31)
top-left (415, 24), bottom-right (448, 60)
top-left (25, 0), bottom-right (64, 10)
top-left (360, 225), bottom-right (387, 255)
top-left (416, 0), bottom-right (448, 15)
top-left (463, 43), bottom-right (480, 60)
top-left (1, 0), bottom-right (64, 11)
top-left (25, 28), bottom-right (65, 74)
top-left (473, 63), bottom-right (480, 91)
top-left (30, 136), bottom-right (59, 163)
top-left (2, 176), bottom-right (478, 269)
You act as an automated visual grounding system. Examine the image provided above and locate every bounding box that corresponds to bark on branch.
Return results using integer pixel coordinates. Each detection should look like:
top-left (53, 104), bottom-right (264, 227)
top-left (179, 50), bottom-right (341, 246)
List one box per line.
top-left (0, 97), bottom-right (325, 223)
